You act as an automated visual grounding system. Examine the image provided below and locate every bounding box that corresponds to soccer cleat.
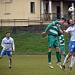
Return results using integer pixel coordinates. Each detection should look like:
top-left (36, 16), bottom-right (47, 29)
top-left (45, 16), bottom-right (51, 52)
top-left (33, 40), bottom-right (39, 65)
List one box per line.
top-left (59, 65), bottom-right (62, 69)
top-left (69, 66), bottom-right (72, 71)
top-left (48, 65), bottom-right (54, 69)
top-left (9, 65), bottom-right (11, 69)
top-left (69, 67), bottom-right (72, 71)
top-left (66, 60), bottom-right (70, 63)
top-left (61, 65), bottom-right (65, 70)
top-left (48, 63), bottom-right (54, 69)
top-left (57, 62), bottom-right (62, 69)
top-left (9, 66), bottom-right (11, 69)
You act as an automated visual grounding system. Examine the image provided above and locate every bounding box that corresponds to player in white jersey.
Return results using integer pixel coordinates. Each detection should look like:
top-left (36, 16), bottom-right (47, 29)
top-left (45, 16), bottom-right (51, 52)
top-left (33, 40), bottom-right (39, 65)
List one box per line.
top-left (0, 32), bottom-right (15, 68)
top-left (62, 19), bottom-right (75, 70)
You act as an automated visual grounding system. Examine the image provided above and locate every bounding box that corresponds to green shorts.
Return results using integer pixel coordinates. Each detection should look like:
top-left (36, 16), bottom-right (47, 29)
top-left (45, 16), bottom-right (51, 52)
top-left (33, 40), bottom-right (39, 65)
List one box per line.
top-left (48, 35), bottom-right (59, 48)
top-left (59, 45), bottom-right (65, 52)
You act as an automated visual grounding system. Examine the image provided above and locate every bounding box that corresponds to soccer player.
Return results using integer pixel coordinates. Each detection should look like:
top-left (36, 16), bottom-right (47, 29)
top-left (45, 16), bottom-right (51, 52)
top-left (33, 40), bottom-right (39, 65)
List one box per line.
top-left (0, 32), bottom-right (15, 68)
top-left (42, 18), bottom-right (66, 69)
top-left (62, 19), bottom-right (75, 70)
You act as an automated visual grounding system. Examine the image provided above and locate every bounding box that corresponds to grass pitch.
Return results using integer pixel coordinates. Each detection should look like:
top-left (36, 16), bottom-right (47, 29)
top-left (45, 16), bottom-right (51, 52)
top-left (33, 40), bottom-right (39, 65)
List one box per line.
top-left (0, 55), bottom-right (75, 75)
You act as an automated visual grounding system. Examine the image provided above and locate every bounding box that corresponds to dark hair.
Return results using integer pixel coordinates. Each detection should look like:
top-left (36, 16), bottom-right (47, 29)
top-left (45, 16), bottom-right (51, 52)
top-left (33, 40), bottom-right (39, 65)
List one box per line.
top-left (67, 19), bottom-right (70, 24)
top-left (61, 17), bottom-right (66, 21)
top-left (5, 32), bottom-right (10, 34)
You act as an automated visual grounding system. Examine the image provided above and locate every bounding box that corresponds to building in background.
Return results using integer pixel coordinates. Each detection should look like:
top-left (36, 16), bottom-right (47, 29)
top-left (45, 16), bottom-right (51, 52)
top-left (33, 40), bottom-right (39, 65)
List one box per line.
top-left (0, 0), bottom-right (75, 26)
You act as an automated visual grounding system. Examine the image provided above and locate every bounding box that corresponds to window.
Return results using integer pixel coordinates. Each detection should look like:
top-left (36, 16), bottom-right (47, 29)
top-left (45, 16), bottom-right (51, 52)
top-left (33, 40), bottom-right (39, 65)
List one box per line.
top-left (30, 2), bottom-right (35, 13)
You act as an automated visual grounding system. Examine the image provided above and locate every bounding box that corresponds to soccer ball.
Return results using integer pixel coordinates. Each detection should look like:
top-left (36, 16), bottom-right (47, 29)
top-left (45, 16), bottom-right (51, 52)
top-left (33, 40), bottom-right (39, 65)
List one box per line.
top-left (68, 7), bottom-right (74, 12)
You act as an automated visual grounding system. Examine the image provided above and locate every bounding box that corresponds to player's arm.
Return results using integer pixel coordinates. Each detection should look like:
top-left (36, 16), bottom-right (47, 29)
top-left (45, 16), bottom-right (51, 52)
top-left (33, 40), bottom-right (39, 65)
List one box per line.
top-left (41, 23), bottom-right (52, 37)
top-left (12, 39), bottom-right (15, 52)
top-left (44, 23), bottom-right (52, 32)
top-left (1, 39), bottom-right (6, 49)
top-left (59, 29), bottom-right (63, 34)
top-left (41, 32), bottom-right (47, 37)
top-left (63, 27), bottom-right (71, 34)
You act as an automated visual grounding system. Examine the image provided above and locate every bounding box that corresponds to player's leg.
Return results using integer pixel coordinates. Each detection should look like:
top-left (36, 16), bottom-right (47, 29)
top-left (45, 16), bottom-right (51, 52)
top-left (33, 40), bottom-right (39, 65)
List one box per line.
top-left (62, 53), bottom-right (70, 70)
top-left (62, 41), bottom-right (75, 70)
top-left (56, 47), bottom-right (61, 63)
top-left (48, 35), bottom-right (54, 69)
top-left (62, 51), bottom-right (66, 58)
top-left (63, 41), bottom-right (72, 66)
top-left (54, 38), bottom-right (62, 69)
top-left (7, 51), bottom-right (12, 68)
top-left (48, 48), bottom-right (51, 64)
top-left (48, 48), bottom-right (54, 69)
top-left (68, 41), bottom-right (75, 70)
top-left (63, 53), bottom-right (71, 65)
top-left (8, 57), bottom-right (12, 68)
top-left (62, 45), bottom-right (71, 70)
top-left (0, 50), bottom-right (6, 59)
top-left (69, 51), bottom-right (75, 70)
top-left (55, 47), bottom-right (62, 69)
top-left (60, 45), bottom-right (66, 57)
top-left (55, 37), bottom-right (61, 63)
top-left (69, 48), bottom-right (75, 69)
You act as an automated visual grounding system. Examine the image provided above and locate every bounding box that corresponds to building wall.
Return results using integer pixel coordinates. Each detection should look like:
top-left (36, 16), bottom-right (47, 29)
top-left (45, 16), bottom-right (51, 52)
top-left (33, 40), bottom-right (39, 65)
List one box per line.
top-left (63, 2), bottom-right (68, 15)
top-left (0, 0), bottom-right (75, 26)
top-left (52, 1), bottom-right (69, 19)
top-left (0, 0), bottom-right (41, 26)
top-left (52, 1), bottom-right (60, 18)
top-left (0, 0), bottom-right (40, 20)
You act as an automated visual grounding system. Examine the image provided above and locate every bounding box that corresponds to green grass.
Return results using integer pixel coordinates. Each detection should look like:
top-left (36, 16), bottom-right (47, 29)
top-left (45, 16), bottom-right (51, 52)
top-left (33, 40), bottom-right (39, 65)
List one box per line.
top-left (0, 55), bottom-right (75, 75)
top-left (0, 26), bottom-right (70, 55)
top-left (0, 31), bottom-right (70, 54)
top-left (13, 32), bottom-right (48, 54)
top-left (0, 32), bottom-right (48, 54)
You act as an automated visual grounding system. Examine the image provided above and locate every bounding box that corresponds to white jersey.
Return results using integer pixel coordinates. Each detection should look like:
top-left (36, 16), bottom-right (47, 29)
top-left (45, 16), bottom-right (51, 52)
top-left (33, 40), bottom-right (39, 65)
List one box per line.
top-left (65, 25), bottom-right (75, 41)
top-left (1, 37), bottom-right (15, 51)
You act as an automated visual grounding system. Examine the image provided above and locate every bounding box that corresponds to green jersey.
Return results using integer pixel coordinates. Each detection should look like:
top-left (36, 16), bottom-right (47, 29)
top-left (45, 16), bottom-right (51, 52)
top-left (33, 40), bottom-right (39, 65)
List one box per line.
top-left (59, 34), bottom-right (65, 46)
top-left (45, 20), bottom-right (60, 36)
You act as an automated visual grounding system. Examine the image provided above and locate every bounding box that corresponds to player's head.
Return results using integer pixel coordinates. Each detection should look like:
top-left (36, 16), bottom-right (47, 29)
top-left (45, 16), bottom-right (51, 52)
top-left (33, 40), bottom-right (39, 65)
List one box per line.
top-left (59, 17), bottom-right (66, 24)
top-left (69, 19), bottom-right (74, 26)
top-left (5, 32), bottom-right (11, 38)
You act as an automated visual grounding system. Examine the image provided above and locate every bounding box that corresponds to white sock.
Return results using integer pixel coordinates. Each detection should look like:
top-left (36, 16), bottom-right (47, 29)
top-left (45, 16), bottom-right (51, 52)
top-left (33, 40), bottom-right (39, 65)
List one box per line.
top-left (63, 54), bottom-right (69, 65)
top-left (9, 59), bottom-right (12, 67)
top-left (9, 60), bottom-right (11, 67)
top-left (69, 56), bottom-right (75, 67)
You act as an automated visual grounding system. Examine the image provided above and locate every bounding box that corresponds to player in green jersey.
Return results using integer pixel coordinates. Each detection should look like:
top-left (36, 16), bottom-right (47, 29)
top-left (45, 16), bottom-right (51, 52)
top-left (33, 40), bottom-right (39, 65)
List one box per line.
top-left (42, 18), bottom-right (66, 69)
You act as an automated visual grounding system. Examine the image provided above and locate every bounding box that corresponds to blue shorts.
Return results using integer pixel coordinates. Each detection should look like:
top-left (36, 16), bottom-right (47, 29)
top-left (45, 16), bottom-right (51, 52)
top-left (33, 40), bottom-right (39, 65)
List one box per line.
top-left (69, 41), bottom-right (75, 52)
top-left (0, 50), bottom-right (12, 57)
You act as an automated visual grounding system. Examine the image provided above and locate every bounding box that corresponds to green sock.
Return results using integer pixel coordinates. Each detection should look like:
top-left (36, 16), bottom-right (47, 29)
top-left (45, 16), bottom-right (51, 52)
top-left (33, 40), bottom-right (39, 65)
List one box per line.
top-left (64, 53), bottom-right (66, 57)
top-left (56, 52), bottom-right (61, 62)
top-left (48, 52), bottom-right (51, 63)
top-left (59, 53), bottom-right (61, 61)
